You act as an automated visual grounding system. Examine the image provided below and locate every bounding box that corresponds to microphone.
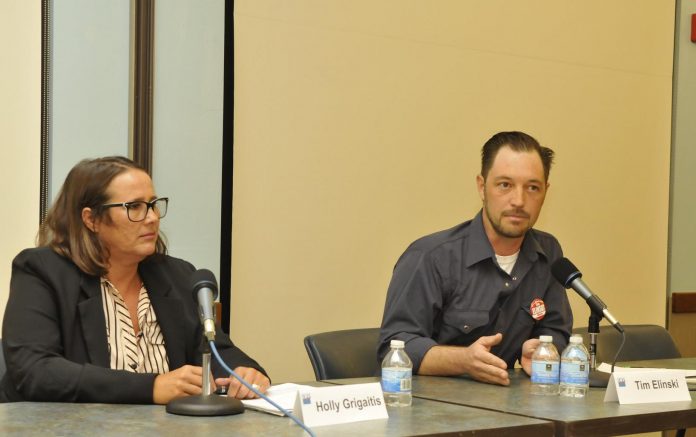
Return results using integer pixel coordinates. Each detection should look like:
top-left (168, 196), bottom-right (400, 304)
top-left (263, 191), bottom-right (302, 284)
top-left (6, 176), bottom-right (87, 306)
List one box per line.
top-left (191, 269), bottom-right (219, 341)
top-left (167, 269), bottom-right (244, 416)
top-left (168, 269), bottom-right (244, 417)
top-left (551, 257), bottom-right (624, 333)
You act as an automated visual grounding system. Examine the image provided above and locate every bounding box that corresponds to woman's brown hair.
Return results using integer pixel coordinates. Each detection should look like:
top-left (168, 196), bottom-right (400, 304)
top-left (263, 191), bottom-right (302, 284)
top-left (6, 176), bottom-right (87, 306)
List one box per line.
top-left (38, 156), bottom-right (167, 276)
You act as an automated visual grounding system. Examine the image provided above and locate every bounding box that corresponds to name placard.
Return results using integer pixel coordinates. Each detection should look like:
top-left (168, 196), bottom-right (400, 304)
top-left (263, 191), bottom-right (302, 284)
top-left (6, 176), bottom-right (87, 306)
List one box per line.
top-left (604, 370), bottom-right (691, 404)
top-left (293, 382), bottom-right (388, 427)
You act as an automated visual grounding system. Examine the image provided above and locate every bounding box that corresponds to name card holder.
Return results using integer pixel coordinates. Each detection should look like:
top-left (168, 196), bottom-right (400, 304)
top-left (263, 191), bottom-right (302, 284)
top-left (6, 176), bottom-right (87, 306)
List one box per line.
top-left (604, 370), bottom-right (691, 404)
top-left (293, 382), bottom-right (388, 427)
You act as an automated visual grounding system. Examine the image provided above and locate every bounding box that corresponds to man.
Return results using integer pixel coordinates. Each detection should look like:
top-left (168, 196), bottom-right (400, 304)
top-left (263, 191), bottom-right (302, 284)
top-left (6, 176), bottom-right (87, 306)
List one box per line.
top-left (378, 131), bottom-right (572, 386)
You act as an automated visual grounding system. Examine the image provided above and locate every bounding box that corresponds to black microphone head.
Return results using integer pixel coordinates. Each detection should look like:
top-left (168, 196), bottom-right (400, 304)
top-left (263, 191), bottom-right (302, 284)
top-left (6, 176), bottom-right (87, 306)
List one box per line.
top-left (551, 257), bottom-right (583, 288)
top-left (191, 269), bottom-right (219, 300)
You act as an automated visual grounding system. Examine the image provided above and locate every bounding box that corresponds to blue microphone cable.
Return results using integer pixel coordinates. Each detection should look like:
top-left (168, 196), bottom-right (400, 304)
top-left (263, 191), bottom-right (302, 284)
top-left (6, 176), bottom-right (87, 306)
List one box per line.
top-left (209, 341), bottom-right (316, 437)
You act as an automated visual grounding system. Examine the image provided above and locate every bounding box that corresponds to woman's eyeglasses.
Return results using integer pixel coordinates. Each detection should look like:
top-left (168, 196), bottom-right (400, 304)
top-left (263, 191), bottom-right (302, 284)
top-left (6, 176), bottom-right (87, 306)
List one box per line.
top-left (100, 197), bottom-right (169, 222)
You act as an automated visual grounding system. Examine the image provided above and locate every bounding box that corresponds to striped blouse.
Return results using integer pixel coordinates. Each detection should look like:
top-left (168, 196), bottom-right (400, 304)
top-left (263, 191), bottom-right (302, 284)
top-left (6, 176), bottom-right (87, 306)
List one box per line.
top-left (100, 278), bottom-right (170, 374)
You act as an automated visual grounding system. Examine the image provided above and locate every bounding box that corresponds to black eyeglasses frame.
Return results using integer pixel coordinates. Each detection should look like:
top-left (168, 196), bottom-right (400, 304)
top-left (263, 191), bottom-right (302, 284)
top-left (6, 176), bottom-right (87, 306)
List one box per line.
top-left (100, 197), bottom-right (169, 222)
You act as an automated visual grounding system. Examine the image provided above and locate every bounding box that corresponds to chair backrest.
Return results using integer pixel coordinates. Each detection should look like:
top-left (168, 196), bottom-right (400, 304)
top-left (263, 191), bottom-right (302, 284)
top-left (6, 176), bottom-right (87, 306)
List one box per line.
top-left (303, 328), bottom-right (381, 380)
top-left (571, 324), bottom-right (681, 363)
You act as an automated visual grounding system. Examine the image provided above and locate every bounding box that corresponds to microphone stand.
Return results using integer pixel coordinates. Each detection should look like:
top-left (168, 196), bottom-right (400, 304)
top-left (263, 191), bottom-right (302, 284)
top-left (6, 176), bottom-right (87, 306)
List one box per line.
top-left (587, 311), bottom-right (610, 388)
top-left (166, 336), bottom-right (244, 416)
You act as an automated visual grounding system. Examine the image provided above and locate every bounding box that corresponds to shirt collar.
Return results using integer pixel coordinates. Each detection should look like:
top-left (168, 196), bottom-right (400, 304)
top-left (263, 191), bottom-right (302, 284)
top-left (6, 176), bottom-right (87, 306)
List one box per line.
top-left (464, 210), bottom-right (548, 267)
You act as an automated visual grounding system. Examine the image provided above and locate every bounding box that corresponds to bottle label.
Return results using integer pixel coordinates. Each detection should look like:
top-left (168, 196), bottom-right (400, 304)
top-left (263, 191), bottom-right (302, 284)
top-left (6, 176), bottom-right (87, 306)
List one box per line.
top-left (381, 368), bottom-right (412, 393)
top-left (531, 361), bottom-right (560, 384)
top-left (560, 362), bottom-right (589, 385)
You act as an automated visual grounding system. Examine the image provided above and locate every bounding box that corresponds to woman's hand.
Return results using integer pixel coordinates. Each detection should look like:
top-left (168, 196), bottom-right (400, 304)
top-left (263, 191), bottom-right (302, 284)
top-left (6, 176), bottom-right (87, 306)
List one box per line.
top-left (152, 365), bottom-right (206, 404)
top-left (215, 367), bottom-right (270, 399)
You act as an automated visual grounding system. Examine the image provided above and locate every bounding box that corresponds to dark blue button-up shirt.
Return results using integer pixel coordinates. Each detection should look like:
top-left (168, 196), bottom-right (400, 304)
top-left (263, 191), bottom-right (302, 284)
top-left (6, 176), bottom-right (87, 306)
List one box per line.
top-left (378, 211), bottom-right (573, 372)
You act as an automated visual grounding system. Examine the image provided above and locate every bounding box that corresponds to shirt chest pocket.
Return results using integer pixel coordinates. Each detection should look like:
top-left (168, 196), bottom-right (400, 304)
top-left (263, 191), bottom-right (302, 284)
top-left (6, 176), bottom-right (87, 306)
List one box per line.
top-left (442, 310), bottom-right (490, 335)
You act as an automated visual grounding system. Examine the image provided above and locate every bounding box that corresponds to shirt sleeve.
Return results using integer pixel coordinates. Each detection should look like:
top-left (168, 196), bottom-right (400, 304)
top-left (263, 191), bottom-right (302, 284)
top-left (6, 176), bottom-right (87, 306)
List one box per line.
top-left (530, 242), bottom-right (573, 354)
top-left (378, 248), bottom-right (443, 373)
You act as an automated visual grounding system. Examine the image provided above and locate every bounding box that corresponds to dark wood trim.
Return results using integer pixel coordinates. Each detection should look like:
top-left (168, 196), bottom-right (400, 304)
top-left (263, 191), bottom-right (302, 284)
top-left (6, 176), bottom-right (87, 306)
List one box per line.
top-left (671, 292), bottom-right (696, 313)
top-left (40, 0), bottom-right (51, 224)
top-left (219, 0), bottom-right (234, 333)
top-left (215, 301), bottom-right (222, 328)
top-left (132, 0), bottom-right (155, 174)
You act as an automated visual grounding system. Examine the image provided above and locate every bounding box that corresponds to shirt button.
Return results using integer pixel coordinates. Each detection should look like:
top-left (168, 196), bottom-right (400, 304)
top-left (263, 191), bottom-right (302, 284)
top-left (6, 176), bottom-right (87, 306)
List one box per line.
top-left (463, 325), bottom-right (470, 330)
top-left (512, 276), bottom-right (517, 281)
top-left (504, 282), bottom-right (510, 287)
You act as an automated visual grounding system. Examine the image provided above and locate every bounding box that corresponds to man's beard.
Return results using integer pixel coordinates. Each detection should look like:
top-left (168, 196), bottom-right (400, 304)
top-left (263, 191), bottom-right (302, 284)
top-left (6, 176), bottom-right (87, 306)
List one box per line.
top-left (484, 206), bottom-right (531, 239)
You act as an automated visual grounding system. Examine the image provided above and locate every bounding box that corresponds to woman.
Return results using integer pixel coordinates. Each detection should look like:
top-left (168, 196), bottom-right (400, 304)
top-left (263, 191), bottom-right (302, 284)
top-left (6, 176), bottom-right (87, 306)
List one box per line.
top-left (0, 156), bottom-right (269, 403)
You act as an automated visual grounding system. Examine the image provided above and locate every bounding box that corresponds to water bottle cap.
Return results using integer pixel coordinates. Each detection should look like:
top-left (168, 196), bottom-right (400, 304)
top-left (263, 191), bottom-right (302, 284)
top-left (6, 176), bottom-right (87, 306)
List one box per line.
top-left (569, 335), bottom-right (583, 344)
top-left (390, 339), bottom-right (405, 348)
top-left (539, 335), bottom-right (553, 343)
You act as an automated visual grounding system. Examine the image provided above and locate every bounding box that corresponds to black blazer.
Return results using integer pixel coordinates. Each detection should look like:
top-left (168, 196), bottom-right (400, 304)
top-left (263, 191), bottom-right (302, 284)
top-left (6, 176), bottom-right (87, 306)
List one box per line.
top-left (0, 247), bottom-right (267, 403)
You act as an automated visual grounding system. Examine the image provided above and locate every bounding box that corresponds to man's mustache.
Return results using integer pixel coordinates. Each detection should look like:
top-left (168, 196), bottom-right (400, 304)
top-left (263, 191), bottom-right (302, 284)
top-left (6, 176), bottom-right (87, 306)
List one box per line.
top-left (502, 210), bottom-right (530, 219)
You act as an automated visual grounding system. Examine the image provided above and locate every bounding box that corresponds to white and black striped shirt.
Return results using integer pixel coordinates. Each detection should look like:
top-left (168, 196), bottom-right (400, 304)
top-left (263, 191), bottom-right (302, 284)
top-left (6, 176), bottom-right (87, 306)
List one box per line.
top-left (100, 279), bottom-right (170, 374)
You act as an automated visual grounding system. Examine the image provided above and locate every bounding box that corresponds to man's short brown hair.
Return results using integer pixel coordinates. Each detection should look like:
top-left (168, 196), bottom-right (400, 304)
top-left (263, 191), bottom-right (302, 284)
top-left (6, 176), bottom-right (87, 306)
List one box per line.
top-left (481, 131), bottom-right (554, 182)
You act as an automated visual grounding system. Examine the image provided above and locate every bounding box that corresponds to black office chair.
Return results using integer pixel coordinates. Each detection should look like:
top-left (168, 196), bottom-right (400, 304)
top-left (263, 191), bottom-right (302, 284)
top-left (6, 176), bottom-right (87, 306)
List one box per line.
top-left (303, 328), bottom-right (381, 380)
top-left (571, 324), bottom-right (681, 364)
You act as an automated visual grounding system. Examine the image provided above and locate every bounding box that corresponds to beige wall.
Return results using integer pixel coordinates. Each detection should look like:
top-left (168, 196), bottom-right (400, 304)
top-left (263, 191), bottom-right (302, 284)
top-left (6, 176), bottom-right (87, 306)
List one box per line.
top-left (233, 0), bottom-right (675, 382)
top-left (0, 1), bottom-right (41, 327)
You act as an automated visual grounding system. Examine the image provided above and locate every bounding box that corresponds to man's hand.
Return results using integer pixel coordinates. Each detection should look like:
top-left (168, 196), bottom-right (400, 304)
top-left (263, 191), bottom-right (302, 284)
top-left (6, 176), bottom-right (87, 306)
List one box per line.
top-left (153, 365), bottom-right (206, 404)
top-left (215, 367), bottom-right (270, 399)
top-left (419, 333), bottom-right (510, 386)
top-left (520, 337), bottom-right (541, 376)
top-left (460, 333), bottom-right (510, 385)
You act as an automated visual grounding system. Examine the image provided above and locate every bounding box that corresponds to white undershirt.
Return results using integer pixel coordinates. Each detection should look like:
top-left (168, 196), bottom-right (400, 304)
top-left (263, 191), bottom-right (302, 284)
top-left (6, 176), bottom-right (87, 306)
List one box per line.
top-left (495, 251), bottom-right (519, 275)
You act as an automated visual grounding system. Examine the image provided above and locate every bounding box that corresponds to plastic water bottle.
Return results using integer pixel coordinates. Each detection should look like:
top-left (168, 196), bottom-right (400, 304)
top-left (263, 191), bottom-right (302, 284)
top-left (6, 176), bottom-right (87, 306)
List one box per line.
top-left (560, 334), bottom-right (590, 397)
top-left (381, 339), bottom-right (412, 407)
top-left (530, 335), bottom-right (560, 395)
